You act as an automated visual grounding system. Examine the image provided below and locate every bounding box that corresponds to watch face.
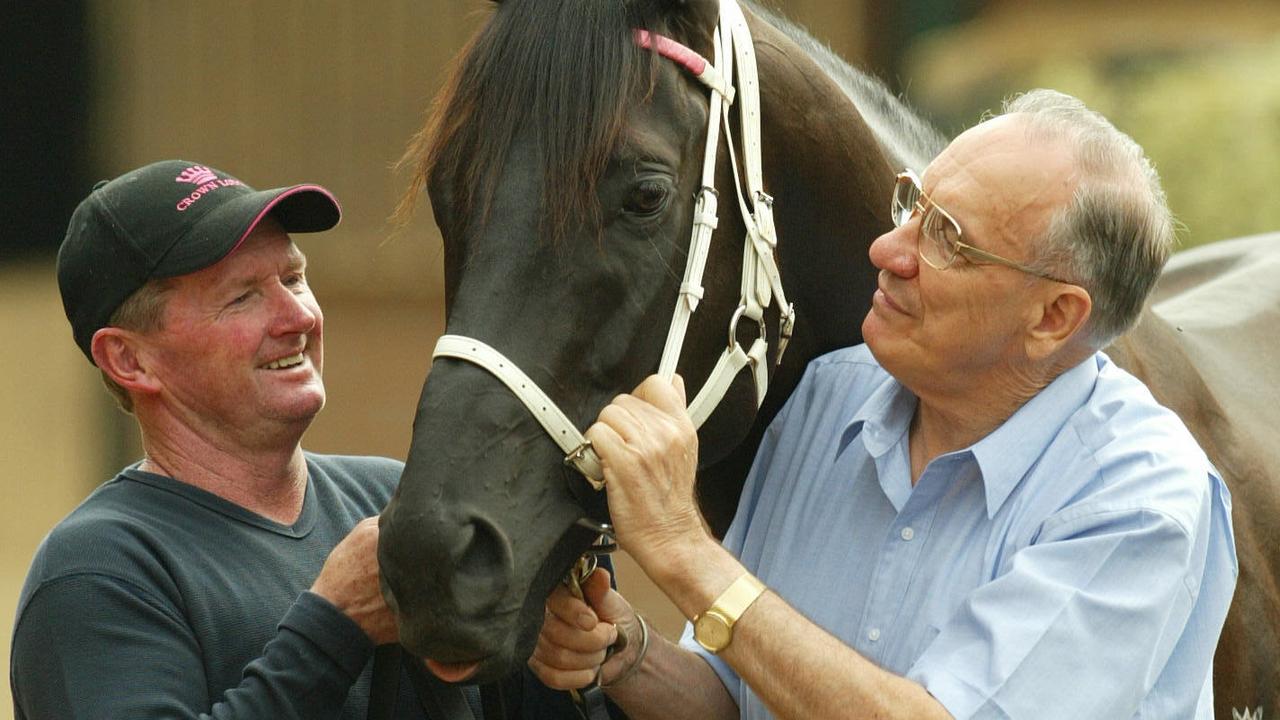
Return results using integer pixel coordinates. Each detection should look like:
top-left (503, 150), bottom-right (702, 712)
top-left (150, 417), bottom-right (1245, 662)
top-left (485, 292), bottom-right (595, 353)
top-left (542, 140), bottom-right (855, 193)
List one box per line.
top-left (695, 612), bottom-right (732, 652)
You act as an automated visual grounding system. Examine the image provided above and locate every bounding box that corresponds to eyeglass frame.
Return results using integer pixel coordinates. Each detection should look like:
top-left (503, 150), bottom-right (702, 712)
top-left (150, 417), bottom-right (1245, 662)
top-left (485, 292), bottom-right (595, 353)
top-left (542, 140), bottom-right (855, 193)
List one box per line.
top-left (891, 169), bottom-right (1072, 284)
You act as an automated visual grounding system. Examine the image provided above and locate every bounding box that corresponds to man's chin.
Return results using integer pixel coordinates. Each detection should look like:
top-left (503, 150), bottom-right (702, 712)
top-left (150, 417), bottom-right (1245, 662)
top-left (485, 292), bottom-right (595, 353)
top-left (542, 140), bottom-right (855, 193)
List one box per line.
top-left (268, 390), bottom-right (326, 427)
top-left (861, 322), bottom-right (903, 370)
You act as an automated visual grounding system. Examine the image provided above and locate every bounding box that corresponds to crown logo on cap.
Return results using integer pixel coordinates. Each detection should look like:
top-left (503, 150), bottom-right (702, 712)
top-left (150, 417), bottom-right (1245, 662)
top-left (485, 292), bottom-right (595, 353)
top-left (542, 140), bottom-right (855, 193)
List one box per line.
top-left (175, 165), bottom-right (218, 185)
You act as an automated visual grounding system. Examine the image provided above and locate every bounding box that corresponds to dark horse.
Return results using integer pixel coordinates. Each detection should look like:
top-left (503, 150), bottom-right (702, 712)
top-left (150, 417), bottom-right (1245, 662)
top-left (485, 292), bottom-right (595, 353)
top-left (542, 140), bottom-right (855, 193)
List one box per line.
top-left (378, 0), bottom-right (1278, 716)
top-left (379, 0), bottom-right (940, 680)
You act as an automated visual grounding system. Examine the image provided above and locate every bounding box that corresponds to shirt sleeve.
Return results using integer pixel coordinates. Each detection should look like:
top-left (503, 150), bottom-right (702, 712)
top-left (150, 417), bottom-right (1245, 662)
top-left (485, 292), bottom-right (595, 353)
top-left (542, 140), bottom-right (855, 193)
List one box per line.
top-left (907, 499), bottom-right (1207, 720)
top-left (10, 574), bottom-right (373, 720)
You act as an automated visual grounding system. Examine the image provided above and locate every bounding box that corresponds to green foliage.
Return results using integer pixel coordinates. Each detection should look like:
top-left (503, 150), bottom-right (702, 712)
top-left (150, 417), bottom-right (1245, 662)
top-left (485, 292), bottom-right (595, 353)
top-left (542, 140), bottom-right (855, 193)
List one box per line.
top-left (918, 39), bottom-right (1280, 249)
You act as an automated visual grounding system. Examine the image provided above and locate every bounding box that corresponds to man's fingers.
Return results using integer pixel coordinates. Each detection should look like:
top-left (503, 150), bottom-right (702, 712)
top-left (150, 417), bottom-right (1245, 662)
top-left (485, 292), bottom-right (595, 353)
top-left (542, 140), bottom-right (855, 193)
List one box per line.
top-left (581, 569), bottom-right (637, 634)
top-left (539, 624), bottom-right (614, 662)
top-left (634, 373), bottom-right (689, 416)
top-left (541, 609), bottom-right (617, 653)
top-left (581, 568), bottom-right (613, 609)
top-left (585, 420), bottom-right (627, 466)
top-left (545, 584), bottom-right (598, 629)
top-left (528, 655), bottom-right (600, 691)
top-left (597, 402), bottom-right (646, 445)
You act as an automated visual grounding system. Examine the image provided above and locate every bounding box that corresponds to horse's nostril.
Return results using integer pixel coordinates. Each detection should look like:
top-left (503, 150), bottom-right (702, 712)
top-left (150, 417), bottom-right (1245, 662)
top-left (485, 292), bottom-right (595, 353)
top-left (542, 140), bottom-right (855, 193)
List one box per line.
top-left (450, 514), bottom-right (514, 617)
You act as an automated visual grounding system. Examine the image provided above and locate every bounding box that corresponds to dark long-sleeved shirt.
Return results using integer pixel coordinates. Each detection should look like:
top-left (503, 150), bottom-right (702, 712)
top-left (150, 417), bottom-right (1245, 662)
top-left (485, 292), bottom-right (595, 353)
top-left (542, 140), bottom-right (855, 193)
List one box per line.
top-left (11, 453), bottom-right (424, 719)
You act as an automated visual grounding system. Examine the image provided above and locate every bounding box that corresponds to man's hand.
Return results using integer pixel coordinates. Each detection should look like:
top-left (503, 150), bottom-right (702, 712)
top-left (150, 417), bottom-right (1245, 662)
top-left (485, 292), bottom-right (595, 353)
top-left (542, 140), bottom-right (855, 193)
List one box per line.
top-left (310, 516), bottom-right (399, 645)
top-left (529, 569), bottom-right (648, 690)
top-left (586, 374), bottom-right (707, 574)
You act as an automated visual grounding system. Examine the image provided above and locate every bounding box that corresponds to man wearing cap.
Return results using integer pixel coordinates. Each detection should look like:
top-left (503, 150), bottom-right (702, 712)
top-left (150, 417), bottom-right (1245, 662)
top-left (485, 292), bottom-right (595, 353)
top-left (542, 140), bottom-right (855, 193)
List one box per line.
top-left (11, 160), bottom-right (430, 719)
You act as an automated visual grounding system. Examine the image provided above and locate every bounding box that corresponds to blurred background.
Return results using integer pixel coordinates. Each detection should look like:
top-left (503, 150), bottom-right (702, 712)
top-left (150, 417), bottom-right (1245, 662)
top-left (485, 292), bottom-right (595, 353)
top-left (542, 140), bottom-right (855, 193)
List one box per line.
top-left (4, 0), bottom-right (1279, 714)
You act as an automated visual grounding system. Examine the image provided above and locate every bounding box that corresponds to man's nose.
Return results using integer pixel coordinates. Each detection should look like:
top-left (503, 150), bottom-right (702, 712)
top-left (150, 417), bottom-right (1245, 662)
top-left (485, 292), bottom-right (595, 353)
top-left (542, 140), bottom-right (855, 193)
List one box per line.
top-left (868, 222), bottom-right (920, 279)
top-left (270, 286), bottom-right (319, 335)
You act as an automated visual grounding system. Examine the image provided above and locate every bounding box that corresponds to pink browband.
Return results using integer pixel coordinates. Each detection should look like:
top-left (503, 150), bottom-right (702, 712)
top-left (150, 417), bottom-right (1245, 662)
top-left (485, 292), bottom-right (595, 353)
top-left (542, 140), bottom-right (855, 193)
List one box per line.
top-left (634, 29), bottom-right (709, 76)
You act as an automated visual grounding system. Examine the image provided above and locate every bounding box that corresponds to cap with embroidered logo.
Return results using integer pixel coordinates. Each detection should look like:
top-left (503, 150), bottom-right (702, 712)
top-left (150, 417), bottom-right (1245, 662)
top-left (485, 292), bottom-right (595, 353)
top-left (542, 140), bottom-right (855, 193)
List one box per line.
top-left (56, 159), bottom-right (342, 363)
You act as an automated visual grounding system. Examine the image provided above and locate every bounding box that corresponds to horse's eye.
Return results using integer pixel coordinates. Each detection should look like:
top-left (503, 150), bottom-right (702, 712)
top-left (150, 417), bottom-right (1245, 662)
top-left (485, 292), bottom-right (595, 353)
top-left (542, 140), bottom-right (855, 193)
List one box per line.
top-left (623, 180), bottom-right (671, 216)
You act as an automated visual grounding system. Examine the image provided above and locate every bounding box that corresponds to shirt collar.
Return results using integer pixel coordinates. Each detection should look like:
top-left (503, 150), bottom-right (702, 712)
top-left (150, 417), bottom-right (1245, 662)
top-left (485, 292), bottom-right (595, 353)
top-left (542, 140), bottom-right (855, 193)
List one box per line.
top-left (969, 353), bottom-right (1101, 517)
top-left (838, 373), bottom-right (916, 459)
top-left (835, 353), bottom-right (1102, 517)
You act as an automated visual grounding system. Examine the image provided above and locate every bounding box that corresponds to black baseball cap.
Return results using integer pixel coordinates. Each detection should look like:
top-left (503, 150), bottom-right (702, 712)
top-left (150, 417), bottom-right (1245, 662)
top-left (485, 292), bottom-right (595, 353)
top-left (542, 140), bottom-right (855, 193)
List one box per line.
top-left (57, 160), bottom-right (342, 363)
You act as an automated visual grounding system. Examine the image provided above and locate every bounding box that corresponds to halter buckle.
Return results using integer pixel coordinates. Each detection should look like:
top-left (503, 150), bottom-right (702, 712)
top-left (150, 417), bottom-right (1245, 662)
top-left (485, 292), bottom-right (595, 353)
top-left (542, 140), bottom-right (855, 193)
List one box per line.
top-left (776, 303), bottom-right (796, 366)
top-left (564, 442), bottom-right (606, 491)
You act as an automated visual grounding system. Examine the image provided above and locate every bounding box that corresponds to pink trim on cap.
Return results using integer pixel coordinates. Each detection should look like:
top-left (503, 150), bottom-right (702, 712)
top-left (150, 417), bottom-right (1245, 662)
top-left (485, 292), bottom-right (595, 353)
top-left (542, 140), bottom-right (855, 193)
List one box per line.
top-left (634, 29), bottom-right (709, 76)
top-left (227, 184), bottom-right (342, 256)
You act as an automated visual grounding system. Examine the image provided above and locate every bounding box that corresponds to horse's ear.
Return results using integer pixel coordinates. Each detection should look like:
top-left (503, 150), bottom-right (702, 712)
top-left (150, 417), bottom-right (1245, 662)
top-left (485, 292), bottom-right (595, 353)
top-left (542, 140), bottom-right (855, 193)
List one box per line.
top-left (664, 0), bottom-right (720, 51)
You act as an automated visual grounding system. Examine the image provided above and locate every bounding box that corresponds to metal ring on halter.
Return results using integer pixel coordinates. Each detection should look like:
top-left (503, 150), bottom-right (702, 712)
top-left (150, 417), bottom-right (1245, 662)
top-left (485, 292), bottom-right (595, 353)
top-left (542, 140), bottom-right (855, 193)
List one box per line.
top-left (727, 305), bottom-right (748, 350)
top-left (727, 304), bottom-right (769, 350)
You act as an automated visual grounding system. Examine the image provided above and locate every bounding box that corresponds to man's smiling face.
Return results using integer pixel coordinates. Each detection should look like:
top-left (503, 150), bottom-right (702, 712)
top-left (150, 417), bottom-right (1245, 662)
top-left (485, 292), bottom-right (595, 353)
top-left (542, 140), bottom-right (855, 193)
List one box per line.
top-left (140, 217), bottom-right (326, 447)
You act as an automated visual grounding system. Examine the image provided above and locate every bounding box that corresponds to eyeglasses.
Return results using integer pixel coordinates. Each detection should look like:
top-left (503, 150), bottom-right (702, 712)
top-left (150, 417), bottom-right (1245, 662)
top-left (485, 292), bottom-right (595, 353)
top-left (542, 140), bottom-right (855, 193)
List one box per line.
top-left (891, 169), bottom-right (1068, 283)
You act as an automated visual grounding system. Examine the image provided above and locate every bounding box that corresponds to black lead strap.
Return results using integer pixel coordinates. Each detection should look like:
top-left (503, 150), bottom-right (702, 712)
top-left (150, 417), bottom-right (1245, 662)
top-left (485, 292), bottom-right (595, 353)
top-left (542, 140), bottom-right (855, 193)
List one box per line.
top-left (368, 645), bottom-right (403, 720)
top-left (574, 685), bottom-right (613, 720)
top-left (479, 679), bottom-right (508, 720)
top-left (369, 646), bottom-right (479, 720)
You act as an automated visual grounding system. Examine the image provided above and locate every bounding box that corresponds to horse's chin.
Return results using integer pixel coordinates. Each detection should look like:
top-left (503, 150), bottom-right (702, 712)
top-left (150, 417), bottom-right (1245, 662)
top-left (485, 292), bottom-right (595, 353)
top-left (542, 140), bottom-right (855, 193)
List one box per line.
top-left (420, 655), bottom-right (529, 686)
top-left (404, 637), bottom-right (520, 685)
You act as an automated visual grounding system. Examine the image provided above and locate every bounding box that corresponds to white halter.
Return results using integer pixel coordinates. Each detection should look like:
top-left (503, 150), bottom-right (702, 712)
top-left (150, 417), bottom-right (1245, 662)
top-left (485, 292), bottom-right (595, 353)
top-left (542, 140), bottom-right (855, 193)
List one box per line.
top-left (432, 0), bottom-right (795, 490)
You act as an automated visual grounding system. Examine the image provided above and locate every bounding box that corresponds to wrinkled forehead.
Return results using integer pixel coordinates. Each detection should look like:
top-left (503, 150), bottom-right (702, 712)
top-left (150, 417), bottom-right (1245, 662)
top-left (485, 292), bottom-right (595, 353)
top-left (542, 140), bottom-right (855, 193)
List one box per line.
top-left (922, 115), bottom-right (1078, 243)
top-left (175, 222), bottom-right (305, 293)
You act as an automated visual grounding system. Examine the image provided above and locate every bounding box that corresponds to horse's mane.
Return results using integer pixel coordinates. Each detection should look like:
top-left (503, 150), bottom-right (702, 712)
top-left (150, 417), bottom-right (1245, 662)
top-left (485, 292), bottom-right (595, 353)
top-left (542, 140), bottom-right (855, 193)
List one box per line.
top-left (396, 0), bottom-right (945, 236)
top-left (396, 1), bottom-right (676, 241)
top-left (745, 1), bottom-right (947, 171)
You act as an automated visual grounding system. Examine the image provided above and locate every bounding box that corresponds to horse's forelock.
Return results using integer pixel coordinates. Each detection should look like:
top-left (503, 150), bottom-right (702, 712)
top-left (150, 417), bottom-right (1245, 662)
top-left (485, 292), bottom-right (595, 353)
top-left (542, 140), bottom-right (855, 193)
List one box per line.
top-left (400, 0), bottom-right (705, 243)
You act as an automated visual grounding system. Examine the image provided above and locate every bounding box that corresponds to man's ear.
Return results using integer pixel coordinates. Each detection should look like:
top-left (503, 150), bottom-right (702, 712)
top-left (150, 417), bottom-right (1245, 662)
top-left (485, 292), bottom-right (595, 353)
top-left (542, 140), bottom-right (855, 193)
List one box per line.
top-left (1025, 284), bottom-right (1093, 361)
top-left (91, 328), bottom-right (162, 397)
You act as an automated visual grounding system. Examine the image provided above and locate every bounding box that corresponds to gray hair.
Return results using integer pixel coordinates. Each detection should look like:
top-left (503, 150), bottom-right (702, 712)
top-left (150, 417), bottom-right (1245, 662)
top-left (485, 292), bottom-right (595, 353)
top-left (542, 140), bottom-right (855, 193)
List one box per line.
top-left (1001, 89), bottom-right (1174, 347)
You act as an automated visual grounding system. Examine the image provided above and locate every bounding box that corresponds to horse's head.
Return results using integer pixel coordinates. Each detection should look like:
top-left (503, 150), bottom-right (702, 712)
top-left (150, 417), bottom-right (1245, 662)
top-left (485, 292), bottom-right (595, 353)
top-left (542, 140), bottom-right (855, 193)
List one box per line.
top-left (379, 0), bottom-right (934, 682)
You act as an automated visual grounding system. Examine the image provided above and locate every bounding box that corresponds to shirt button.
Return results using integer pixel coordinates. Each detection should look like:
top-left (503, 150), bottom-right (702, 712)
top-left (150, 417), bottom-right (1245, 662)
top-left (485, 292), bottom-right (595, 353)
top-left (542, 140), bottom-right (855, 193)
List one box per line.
top-left (868, 628), bottom-right (881, 642)
top-left (900, 527), bottom-right (915, 541)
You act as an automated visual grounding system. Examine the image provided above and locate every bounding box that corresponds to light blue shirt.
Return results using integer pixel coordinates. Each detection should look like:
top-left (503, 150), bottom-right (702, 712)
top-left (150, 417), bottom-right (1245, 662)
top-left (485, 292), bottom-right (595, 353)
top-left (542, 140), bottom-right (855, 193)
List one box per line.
top-left (681, 345), bottom-right (1236, 719)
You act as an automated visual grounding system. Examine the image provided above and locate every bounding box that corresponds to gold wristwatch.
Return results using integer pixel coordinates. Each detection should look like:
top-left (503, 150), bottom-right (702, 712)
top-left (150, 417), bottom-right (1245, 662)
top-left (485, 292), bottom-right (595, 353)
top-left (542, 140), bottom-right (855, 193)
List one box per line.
top-left (693, 572), bottom-right (767, 653)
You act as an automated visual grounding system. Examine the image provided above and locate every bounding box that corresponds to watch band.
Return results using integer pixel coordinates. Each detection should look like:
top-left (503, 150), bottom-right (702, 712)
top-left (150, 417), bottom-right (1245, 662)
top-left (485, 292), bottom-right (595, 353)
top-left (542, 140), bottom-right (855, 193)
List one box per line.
top-left (694, 572), bottom-right (767, 653)
top-left (712, 572), bottom-right (767, 621)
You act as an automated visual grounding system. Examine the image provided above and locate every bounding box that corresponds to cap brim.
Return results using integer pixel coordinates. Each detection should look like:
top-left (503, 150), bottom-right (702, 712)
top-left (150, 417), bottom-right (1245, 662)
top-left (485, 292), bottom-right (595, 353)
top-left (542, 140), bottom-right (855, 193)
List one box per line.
top-left (152, 184), bottom-right (341, 279)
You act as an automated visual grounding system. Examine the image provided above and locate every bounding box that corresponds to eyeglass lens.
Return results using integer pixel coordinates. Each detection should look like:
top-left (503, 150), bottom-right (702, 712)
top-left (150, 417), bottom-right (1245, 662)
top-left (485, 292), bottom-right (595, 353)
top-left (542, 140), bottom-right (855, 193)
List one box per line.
top-left (892, 173), bottom-right (960, 269)
top-left (892, 175), bottom-right (918, 228)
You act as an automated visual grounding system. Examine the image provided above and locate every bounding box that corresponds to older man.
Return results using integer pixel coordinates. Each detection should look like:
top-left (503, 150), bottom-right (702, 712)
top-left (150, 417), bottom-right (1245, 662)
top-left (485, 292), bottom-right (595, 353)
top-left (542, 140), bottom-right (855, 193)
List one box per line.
top-left (529, 90), bottom-right (1237, 719)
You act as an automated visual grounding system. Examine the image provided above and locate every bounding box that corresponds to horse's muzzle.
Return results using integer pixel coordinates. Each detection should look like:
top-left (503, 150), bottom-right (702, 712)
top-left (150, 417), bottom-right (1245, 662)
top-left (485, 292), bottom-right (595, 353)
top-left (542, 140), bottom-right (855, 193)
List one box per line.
top-left (378, 507), bottom-right (519, 670)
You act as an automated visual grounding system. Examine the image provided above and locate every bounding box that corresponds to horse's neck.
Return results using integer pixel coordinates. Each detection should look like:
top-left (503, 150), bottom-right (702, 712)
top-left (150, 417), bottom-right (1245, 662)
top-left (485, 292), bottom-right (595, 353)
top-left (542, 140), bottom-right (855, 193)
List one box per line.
top-left (754, 24), bottom-right (897, 354)
top-left (745, 1), bottom-right (945, 174)
top-left (696, 17), bottom-right (919, 535)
